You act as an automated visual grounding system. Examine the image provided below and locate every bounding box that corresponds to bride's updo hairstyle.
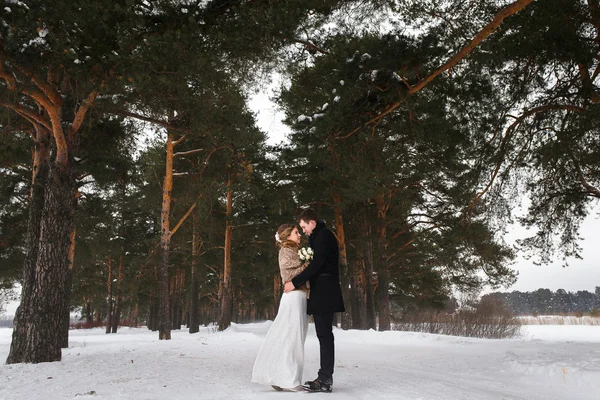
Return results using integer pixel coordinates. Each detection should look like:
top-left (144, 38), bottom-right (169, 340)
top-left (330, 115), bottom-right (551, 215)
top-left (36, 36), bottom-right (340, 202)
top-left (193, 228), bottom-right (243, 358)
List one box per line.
top-left (276, 224), bottom-right (299, 250)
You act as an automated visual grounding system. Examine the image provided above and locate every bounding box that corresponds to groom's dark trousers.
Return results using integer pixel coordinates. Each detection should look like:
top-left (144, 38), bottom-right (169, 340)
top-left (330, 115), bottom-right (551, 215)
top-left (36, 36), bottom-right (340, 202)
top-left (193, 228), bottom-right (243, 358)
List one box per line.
top-left (291, 221), bottom-right (345, 383)
top-left (314, 313), bottom-right (335, 381)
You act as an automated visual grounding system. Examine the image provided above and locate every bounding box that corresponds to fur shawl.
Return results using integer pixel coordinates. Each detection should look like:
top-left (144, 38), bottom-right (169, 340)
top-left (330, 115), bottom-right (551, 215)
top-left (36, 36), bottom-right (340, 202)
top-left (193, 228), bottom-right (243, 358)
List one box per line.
top-left (279, 246), bottom-right (309, 292)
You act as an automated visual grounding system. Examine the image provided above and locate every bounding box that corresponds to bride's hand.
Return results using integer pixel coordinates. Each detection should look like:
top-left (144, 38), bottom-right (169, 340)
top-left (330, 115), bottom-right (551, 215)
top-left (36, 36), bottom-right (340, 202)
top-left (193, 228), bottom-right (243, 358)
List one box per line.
top-left (283, 281), bottom-right (295, 293)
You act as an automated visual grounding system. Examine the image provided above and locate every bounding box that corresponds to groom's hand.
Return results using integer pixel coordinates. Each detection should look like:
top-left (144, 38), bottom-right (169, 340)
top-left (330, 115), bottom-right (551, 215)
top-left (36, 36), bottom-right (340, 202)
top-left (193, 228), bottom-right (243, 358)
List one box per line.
top-left (283, 281), bottom-right (295, 293)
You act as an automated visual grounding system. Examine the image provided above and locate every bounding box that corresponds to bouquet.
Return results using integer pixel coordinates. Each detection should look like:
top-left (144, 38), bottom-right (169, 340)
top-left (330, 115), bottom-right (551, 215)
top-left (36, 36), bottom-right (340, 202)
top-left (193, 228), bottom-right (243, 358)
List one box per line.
top-left (298, 246), bottom-right (314, 262)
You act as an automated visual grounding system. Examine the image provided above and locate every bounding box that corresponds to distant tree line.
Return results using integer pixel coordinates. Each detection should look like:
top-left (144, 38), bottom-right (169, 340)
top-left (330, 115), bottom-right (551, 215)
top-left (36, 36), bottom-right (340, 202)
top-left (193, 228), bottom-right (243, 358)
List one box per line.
top-left (484, 287), bottom-right (600, 315)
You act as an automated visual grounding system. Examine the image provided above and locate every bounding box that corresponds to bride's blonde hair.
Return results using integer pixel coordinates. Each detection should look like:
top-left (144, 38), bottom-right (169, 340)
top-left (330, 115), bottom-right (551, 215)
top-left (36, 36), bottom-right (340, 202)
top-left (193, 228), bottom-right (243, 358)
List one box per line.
top-left (276, 224), bottom-right (299, 250)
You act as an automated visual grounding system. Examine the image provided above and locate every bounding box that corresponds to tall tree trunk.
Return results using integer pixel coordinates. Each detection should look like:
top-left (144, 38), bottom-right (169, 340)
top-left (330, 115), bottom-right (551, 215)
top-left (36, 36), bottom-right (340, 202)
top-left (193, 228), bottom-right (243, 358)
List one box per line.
top-left (171, 271), bottom-right (182, 330)
top-left (350, 260), bottom-right (364, 330)
top-left (111, 244), bottom-right (124, 333)
top-left (189, 212), bottom-right (200, 333)
top-left (218, 177), bottom-right (233, 331)
top-left (61, 225), bottom-right (76, 347)
top-left (178, 270), bottom-right (185, 328)
top-left (85, 299), bottom-right (92, 325)
top-left (147, 303), bottom-right (153, 331)
top-left (363, 207), bottom-right (377, 330)
top-left (106, 256), bottom-right (113, 334)
top-left (132, 302), bottom-right (139, 327)
top-left (6, 161), bottom-right (76, 364)
top-left (30, 126), bottom-right (50, 196)
top-left (148, 296), bottom-right (160, 331)
top-left (6, 128), bottom-right (48, 364)
top-left (333, 196), bottom-right (352, 329)
top-left (374, 194), bottom-right (391, 331)
top-left (112, 188), bottom-right (126, 333)
top-left (158, 132), bottom-right (175, 340)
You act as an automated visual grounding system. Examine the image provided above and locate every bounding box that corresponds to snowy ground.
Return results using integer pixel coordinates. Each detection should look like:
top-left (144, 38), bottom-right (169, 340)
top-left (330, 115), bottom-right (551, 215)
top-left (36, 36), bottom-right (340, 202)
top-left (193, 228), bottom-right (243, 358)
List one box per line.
top-left (1, 323), bottom-right (598, 400)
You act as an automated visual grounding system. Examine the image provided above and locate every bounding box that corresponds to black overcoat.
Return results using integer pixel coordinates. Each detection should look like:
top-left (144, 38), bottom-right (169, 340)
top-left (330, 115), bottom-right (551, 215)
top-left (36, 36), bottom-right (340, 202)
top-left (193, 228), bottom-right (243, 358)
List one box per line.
top-left (291, 221), bottom-right (345, 315)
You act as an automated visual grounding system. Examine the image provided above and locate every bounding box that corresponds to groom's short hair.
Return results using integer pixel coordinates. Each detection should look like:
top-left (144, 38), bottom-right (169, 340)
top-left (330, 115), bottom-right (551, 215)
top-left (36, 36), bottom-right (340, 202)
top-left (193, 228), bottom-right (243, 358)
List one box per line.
top-left (297, 208), bottom-right (319, 224)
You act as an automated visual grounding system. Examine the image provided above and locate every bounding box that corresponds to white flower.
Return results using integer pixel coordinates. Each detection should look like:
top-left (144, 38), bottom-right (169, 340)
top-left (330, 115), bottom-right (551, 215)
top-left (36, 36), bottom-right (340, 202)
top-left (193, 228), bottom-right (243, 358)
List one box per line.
top-left (275, 232), bottom-right (281, 243)
top-left (298, 246), bottom-right (314, 261)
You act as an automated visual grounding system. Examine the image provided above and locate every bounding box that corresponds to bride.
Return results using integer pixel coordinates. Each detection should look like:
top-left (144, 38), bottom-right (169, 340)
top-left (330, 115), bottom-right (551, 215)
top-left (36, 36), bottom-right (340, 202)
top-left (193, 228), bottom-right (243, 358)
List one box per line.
top-left (251, 224), bottom-right (310, 391)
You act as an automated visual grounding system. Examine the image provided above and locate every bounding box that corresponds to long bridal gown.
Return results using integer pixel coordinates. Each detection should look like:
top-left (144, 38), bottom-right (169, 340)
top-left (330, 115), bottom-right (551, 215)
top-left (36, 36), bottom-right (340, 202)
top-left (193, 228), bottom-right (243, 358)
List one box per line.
top-left (251, 246), bottom-right (309, 390)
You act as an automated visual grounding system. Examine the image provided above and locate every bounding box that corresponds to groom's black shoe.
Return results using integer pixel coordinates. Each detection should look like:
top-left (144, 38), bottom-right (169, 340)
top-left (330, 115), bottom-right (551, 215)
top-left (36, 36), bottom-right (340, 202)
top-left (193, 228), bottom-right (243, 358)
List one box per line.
top-left (303, 378), bottom-right (333, 393)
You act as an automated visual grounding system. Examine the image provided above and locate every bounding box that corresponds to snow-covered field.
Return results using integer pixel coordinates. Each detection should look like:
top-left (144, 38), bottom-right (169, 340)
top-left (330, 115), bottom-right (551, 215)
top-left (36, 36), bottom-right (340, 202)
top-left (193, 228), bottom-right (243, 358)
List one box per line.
top-left (1, 323), bottom-right (598, 400)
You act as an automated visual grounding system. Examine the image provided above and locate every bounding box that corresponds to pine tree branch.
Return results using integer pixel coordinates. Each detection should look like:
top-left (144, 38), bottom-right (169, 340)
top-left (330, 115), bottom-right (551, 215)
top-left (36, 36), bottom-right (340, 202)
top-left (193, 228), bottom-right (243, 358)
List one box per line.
top-left (173, 135), bottom-right (187, 146)
top-left (10, 61), bottom-right (63, 107)
top-left (0, 59), bottom-right (56, 113)
top-left (167, 146), bottom-right (226, 237)
top-left (505, 104), bottom-right (586, 122)
top-left (339, 0), bottom-right (535, 139)
top-left (386, 239), bottom-right (414, 263)
top-left (409, 0), bottom-right (535, 94)
top-left (108, 109), bottom-right (197, 134)
top-left (169, 202), bottom-right (197, 239)
top-left (592, 62), bottom-right (600, 81)
top-left (0, 62), bottom-right (17, 91)
top-left (0, 56), bottom-right (70, 167)
top-left (578, 63), bottom-right (599, 103)
top-left (0, 102), bottom-right (52, 131)
top-left (467, 104), bottom-right (587, 217)
top-left (0, 52), bottom-right (62, 107)
top-left (46, 104), bottom-right (70, 168)
top-left (196, 146), bottom-right (230, 177)
top-left (76, 180), bottom-right (96, 188)
top-left (568, 149), bottom-right (600, 198)
top-left (293, 39), bottom-right (330, 55)
top-left (174, 148), bottom-right (206, 157)
top-left (70, 89), bottom-right (100, 140)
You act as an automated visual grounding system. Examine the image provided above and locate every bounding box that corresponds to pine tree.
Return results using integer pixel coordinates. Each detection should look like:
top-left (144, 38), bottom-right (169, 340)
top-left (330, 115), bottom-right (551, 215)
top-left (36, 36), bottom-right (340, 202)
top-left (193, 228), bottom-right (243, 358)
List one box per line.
top-left (277, 30), bottom-right (517, 329)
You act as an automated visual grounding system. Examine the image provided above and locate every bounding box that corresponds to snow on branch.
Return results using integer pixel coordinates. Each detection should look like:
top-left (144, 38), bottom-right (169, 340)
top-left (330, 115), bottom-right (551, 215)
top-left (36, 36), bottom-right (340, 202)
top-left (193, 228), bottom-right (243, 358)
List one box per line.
top-left (173, 148), bottom-right (206, 157)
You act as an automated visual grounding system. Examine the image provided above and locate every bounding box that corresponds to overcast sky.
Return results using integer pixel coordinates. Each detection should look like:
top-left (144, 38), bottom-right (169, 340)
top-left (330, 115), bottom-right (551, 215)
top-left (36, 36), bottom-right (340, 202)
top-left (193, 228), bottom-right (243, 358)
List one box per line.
top-left (248, 85), bottom-right (600, 295)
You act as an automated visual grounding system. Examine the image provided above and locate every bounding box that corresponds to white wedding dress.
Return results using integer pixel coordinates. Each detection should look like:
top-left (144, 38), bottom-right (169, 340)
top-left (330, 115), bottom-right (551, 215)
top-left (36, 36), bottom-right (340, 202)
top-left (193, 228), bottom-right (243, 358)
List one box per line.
top-left (251, 290), bottom-right (309, 389)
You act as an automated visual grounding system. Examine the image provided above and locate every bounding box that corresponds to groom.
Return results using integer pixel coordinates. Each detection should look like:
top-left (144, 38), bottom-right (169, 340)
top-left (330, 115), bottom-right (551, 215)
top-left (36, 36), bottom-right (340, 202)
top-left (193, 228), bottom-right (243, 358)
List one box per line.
top-left (284, 208), bottom-right (345, 393)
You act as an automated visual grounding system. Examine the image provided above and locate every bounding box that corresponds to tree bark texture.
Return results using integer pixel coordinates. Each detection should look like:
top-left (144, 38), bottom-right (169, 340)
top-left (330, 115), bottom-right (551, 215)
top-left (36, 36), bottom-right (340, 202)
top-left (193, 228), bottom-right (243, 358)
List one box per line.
top-left (85, 300), bottom-right (92, 325)
top-left (112, 192), bottom-right (126, 333)
top-left (111, 245), bottom-right (124, 333)
top-left (159, 132), bottom-right (174, 340)
top-left (6, 163), bottom-right (77, 364)
top-left (189, 212), bottom-right (200, 334)
top-left (218, 178), bottom-right (233, 331)
top-left (374, 194), bottom-right (391, 331)
top-left (61, 225), bottom-right (76, 348)
top-left (333, 197), bottom-right (352, 329)
top-left (132, 302), bottom-right (139, 327)
top-left (106, 256), bottom-right (113, 334)
top-left (148, 297), bottom-right (159, 331)
top-left (171, 269), bottom-right (183, 330)
top-left (350, 260), bottom-right (365, 330)
top-left (363, 209), bottom-right (377, 330)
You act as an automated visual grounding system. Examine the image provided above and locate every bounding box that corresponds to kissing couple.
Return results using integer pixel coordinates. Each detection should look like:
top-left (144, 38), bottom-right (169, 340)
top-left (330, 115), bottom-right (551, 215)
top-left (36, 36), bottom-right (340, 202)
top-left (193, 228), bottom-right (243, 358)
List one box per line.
top-left (251, 208), bottom-right (345, 393)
